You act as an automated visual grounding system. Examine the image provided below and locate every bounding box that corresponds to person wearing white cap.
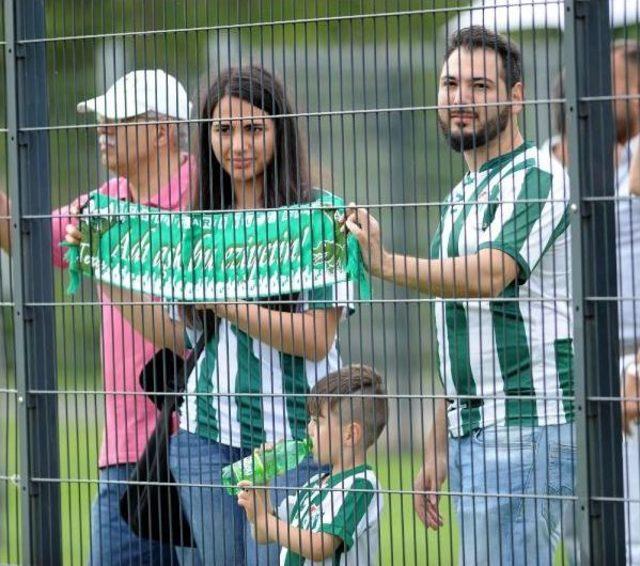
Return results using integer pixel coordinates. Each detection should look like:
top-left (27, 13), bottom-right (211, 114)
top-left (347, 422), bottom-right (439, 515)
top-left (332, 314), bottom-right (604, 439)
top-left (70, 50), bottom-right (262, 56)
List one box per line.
top-left (0, 69), bottom-right (198, 565)
top-left (75, 69), bottom-right (192, 202)
top-left (77, 69), bottom-right (191, 124)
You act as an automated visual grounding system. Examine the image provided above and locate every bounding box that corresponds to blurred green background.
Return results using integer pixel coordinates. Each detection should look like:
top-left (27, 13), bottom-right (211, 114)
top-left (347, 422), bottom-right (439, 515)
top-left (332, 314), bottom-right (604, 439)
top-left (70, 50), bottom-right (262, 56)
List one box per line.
top-left (0, 1), bottom-right (593, 563)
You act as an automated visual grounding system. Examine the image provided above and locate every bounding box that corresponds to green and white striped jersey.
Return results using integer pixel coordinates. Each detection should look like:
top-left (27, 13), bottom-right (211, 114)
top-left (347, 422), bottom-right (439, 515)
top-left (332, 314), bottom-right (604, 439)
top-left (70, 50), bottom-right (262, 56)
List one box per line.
top-left (431, 142), bottom-right (574, 437)
top-left (180, 282), bottom-right (354, 449)
top-left (276, 464), bottom-right (382, 566)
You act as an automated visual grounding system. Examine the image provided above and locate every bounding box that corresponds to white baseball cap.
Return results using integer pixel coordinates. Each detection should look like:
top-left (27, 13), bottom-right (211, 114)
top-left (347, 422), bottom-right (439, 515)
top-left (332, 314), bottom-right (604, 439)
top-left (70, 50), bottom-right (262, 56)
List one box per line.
top-left (77, 69), bottom-right (191, 121)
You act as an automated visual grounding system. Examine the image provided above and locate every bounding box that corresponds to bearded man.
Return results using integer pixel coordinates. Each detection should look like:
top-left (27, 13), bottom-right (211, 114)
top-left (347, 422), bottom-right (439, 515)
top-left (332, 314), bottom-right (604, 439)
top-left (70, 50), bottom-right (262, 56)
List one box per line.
top-left (346, 26), bottom-right (574, 565)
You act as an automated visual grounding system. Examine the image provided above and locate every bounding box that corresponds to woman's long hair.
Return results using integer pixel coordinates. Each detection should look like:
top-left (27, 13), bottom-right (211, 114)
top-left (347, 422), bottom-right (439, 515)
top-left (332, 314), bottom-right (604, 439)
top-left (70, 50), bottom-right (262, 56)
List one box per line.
top-left (197, 65), bottom-right (310, 211)
top-left (196, 66), bottom-right (310, 314)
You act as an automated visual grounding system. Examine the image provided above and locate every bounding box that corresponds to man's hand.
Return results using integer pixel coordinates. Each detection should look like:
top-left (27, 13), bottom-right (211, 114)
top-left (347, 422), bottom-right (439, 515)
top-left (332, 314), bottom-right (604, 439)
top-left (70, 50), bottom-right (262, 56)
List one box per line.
top-left (622, 362), bottom-right (640, 435)
top-left (413, 449), bottom-right (448, 529)
top-left (64, 204), bottom-right (83, 246)
top-left (344, 204), bottom-right (391, 279)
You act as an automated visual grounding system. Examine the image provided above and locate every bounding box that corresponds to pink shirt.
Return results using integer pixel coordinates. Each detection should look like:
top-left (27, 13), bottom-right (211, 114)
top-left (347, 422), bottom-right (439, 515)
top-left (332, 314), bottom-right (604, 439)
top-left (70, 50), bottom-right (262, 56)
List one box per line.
top-left (51, 155), bottom-right (194, 467)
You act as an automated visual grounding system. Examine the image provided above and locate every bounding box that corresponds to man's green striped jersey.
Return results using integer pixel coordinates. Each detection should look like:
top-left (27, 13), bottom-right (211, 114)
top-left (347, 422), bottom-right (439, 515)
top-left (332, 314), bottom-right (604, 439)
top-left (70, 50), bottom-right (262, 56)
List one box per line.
top-left (276, 464), bottom-right (382, 565)
top-left (431, 142), bottom-right (574, 437)
top-left (180, 282), bottom-right (354, 449)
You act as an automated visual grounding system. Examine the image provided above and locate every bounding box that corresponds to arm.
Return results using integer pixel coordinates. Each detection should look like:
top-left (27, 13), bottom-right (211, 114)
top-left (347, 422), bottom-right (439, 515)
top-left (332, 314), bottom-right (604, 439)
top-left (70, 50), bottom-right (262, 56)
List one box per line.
top-left (0, 190), bottom-right (10, 253)
top-left (345, 207), bottom-right (517, 298)
top-left (238, 484), bottom-right (342, 560)
top-left (413, 397), bottom-right (449, 528)
top-left (622, 350), bottom-right (640, 435)
top-left (628, 140), bottom-right (640, 196)
top-left (383, 248), bottom-right (517, 298)
top-left (102, 286), bottom-right (186, 352)
top-left (203, 303), bottom-right (343, 361)
top-left (262, 515), bottom-right (342, 561)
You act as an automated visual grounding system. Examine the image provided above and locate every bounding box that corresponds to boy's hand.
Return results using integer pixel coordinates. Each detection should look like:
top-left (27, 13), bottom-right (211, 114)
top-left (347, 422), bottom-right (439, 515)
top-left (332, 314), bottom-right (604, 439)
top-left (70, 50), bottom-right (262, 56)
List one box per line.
top-left (237, 481), bottom-right (275, 544)
top-left (237, 481), bottom-right (274, 524)
top-left (237, 481), bottom-right (258, 523)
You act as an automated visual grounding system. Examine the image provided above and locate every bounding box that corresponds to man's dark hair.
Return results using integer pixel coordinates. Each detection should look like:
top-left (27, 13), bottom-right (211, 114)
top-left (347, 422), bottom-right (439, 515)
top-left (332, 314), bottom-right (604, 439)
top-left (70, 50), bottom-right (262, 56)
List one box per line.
top-left (445, 26), bottom-right (523, 89)
top-left (308, 364), bottom-right (388, 449)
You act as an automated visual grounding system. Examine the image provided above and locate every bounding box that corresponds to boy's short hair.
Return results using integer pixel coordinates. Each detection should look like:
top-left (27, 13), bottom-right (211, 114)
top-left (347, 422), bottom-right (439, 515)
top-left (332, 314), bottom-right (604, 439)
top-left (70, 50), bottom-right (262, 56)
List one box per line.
top-left (308, 364), bottom-right (388, 449)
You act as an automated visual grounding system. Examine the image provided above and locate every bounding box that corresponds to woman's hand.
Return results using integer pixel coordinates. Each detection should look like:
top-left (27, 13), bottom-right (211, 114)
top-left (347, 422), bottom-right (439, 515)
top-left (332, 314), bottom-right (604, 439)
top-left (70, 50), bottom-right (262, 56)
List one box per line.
top-left (344, 203), bottom-right (392, 279)
top-left (195, 300), bottom-right (244, 320)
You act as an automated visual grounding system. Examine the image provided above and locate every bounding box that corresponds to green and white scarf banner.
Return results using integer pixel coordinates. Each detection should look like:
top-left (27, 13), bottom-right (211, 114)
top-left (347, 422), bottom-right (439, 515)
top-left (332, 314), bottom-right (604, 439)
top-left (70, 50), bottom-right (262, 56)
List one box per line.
top-left (62, 190), bottom-right (371, 302)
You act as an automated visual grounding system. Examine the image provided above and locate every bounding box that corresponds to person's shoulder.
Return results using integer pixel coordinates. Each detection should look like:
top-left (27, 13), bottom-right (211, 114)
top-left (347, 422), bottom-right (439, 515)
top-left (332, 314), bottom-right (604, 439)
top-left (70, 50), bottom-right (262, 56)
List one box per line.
top-left (284, 473), bottom-right (322, 512)
top-left (98, 177), bottom-right (128, 197)
top-left (446, 177), bottom-right (466, 203)
top-left (309, 186), bottom-right (327, 199)
top-left (333, 466), bottom-right (380, 491)
top-left (308, 186), bottom-right (342, 206)
top-left (492, 144), bottom-right (543, 190)
top-left (352, 468), bottom-right (380, 490)
top-left (524, 142), bottom-right (558, 172)
top-left (526, 144), bottom-right (570, 191)
top-left (301, 472), bottom-right (324, 489)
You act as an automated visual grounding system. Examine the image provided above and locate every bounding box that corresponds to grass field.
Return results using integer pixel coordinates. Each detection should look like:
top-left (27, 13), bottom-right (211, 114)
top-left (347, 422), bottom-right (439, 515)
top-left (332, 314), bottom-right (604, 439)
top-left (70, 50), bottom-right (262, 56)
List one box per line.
top-left (1, 418), bottom-right (458, 566)
top-left (1, 418), bottom-right (576, 565)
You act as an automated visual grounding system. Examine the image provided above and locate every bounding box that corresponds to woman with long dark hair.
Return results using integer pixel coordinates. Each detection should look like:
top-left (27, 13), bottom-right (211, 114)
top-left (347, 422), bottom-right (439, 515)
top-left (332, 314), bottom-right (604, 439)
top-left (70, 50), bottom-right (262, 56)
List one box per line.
top-left (171, 66), bottom-right (353, 565)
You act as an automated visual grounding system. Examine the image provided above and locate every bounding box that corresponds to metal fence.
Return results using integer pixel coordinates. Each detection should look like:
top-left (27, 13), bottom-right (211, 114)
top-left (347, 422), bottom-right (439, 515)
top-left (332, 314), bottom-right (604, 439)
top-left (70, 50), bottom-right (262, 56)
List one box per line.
top-left (0, 1), bottom-right (639, 564)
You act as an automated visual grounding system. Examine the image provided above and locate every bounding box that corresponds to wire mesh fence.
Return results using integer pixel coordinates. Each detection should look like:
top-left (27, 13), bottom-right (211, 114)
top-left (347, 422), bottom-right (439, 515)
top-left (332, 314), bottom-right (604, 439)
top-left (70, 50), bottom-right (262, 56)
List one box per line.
top-left (0, 1), bottom-right (639, 564)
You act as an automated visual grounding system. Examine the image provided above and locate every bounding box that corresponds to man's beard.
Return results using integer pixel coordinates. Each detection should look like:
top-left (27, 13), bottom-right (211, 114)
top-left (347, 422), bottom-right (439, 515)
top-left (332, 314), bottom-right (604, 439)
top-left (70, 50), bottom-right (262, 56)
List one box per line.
top-left (438, 107), bottom-right (511, 153)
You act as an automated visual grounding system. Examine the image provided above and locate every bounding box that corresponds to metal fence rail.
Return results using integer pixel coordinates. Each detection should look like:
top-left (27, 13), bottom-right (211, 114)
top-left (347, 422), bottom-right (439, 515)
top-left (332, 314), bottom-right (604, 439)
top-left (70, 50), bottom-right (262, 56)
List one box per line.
top-left (0, 1), bottom-right (639, 565)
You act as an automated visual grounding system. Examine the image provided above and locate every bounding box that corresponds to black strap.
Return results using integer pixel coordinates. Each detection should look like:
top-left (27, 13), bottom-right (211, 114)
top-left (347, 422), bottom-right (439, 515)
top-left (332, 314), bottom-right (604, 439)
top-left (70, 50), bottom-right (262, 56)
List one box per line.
top-left (183, 308), bottom-right (216, 377)
top-left (170, 308), bottom-right (216, 409)
top-left (139, 309), bottom-right (216, 410)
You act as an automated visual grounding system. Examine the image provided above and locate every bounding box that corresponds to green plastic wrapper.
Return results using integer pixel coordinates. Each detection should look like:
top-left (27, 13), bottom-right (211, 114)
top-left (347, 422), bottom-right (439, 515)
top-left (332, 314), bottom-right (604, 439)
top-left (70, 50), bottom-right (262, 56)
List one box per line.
top-left (221, 438), bottom-right (313, 495)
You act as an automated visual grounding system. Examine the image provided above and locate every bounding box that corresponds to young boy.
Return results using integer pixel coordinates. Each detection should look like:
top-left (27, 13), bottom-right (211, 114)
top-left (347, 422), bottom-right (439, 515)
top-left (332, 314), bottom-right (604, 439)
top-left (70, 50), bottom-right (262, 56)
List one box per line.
top-left (237, 364), bottom-right (388, 565)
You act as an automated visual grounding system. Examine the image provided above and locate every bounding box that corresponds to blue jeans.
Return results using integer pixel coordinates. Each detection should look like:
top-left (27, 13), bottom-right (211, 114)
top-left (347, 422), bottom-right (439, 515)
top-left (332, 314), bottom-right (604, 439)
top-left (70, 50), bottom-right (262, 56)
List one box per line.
top-left (169, 429), bottom-right (327, 566)
top-left (90, 464), bottom-right (200, 565)
top-left (448, 423), bottom-right (576, 566)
